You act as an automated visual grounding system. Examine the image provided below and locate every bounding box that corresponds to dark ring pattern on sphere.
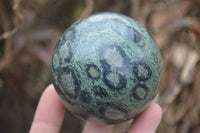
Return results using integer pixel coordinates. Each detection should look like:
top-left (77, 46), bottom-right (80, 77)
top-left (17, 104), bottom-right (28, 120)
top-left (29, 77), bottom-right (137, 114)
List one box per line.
top-left (51, 12), bottom-right (162, 124)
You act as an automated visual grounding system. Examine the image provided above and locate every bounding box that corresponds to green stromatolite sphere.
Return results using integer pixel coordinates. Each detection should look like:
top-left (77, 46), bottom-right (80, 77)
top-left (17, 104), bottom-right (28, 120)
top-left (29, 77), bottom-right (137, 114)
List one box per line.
top-left (51, 12), bottom-right (162, 124)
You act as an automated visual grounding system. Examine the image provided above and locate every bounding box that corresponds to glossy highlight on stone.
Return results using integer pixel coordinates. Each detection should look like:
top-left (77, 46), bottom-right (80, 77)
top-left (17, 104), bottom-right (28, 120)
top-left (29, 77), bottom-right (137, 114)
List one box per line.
top-left (51, 12), bottom-right (162, 124)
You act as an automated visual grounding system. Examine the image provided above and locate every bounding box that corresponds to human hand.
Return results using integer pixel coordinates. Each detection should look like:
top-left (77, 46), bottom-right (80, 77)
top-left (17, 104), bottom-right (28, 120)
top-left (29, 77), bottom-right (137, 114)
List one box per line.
top-left (30, 84), bottom-right (162, 133)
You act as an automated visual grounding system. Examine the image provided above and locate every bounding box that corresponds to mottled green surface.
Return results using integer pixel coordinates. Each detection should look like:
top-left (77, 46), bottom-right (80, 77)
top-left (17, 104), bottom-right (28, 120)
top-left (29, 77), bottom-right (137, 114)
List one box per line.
top-left (51, 12), bottom-right (162, 124)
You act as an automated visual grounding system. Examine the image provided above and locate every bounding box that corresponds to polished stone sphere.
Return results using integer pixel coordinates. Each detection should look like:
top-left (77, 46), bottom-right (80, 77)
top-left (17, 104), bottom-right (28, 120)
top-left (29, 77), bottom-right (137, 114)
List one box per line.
top-left (51, 12), bottom-right (162, 124)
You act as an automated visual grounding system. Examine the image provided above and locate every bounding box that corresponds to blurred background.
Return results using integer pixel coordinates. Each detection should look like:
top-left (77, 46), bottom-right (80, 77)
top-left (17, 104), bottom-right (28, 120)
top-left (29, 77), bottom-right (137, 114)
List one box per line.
top-left (0, 0), bottom-right (200, 132)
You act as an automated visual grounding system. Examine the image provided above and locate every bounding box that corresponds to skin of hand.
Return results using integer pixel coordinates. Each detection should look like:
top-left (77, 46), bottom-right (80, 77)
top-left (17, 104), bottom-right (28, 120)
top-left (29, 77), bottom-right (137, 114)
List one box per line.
top-left (30, 84), bottom-right (162, 133)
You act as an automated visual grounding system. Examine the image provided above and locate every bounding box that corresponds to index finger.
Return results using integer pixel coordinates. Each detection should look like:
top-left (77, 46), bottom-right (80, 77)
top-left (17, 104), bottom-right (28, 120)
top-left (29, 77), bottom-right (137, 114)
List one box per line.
top-left (128, 102), bottom-right (162, 133)
top-left (30, 84), bottom-right (66, 133)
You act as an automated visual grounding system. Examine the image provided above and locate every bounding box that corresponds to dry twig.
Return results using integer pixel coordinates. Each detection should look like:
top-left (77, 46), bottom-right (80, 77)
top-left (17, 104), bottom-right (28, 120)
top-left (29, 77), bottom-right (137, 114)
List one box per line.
top-left (79, 0), bottom-right (94, 19)
top-left (0, 28), bottom-right (17, 40)
top-left (0, 1), bottom-right (13, 72)
top-left (0, 0), bottom-right (22, 71)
